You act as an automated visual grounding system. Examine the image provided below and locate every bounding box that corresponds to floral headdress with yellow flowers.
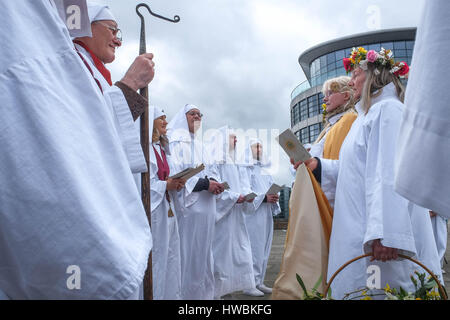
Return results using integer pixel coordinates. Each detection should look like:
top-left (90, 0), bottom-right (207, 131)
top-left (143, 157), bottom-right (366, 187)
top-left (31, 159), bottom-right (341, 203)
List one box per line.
top-left (343, 47), bottom-right (409, 78)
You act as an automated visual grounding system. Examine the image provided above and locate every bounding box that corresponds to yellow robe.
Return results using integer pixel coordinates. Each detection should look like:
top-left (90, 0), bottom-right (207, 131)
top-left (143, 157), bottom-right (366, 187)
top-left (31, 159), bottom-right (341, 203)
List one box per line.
top-left (272, 112), bottom-right (356, 300)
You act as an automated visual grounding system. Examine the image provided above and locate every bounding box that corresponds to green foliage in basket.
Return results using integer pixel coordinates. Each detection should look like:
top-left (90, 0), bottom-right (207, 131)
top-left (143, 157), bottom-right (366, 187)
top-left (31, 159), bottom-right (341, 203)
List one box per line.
top-left (295, 274), bottom-right (332, 300)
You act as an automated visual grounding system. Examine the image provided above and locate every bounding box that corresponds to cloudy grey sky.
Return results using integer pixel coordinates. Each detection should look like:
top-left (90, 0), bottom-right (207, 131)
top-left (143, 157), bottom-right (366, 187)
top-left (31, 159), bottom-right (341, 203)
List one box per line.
top-left (97, 0), bottom-right (425, 185)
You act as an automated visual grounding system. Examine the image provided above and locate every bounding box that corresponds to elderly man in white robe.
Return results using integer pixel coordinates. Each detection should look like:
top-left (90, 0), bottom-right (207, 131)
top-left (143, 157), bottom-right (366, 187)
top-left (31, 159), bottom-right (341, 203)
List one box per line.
top-left (209, 127), bottom-right (256, 299)
top-left (298, 47), bottom-right (443, 299)
top-left (0, 0), bottom-right (152, 299)
top-left (167, 104), bottom-right (225, 300)
top-left (72, 3), bottom-right (155, 174)
top-left (242, 139), bottom-right (281, 296)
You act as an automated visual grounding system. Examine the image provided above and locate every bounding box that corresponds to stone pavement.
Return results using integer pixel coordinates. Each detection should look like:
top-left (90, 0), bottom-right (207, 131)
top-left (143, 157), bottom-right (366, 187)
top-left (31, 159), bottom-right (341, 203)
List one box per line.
top-left (224, 226), bottom-right (450, 300)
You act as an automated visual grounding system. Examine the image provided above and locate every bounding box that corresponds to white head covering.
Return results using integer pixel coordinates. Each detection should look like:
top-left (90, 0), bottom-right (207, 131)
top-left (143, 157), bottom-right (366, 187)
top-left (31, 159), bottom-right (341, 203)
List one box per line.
top-left (150, 105), bottom-right (170, 153)
top-left (206, 125), bottom-right (236, 165)
top-left (152, 105), bottom-right (166, 121)
top-left (167, 104), bottom-right (201, 142)
top-left (87, 2), bottom-right (116, 23)
top-left (244, 138), bottom-right (271, 167)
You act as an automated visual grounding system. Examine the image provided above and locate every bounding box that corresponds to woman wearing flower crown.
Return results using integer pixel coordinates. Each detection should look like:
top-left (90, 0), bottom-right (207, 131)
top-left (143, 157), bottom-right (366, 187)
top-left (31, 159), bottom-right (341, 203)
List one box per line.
top-left (298, 47), bottom-right (442, 299)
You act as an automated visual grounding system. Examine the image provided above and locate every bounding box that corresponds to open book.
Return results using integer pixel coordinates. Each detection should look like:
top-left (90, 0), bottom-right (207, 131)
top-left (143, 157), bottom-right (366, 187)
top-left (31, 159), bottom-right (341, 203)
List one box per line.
top-left (169, 164), bottom-right (205, 181)
top-left (276, 129), bottom-right (312, 163)
top-left (266, 183), bottom-right (283, 195)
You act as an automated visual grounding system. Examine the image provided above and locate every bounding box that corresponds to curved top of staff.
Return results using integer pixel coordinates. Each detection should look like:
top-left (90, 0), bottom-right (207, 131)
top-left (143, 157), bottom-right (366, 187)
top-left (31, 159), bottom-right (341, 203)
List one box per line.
top-left (136, 3), bottom-right (180, 24)
top-left (135, 3), bottom-right (180, 55)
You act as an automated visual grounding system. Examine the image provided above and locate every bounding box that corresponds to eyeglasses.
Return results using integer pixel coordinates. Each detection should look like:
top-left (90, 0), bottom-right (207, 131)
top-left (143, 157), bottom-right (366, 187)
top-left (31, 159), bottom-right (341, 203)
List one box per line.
top-left (94, 21), bottom-right (122, 42)
top-left (187, 111), bottom-right (203, 118)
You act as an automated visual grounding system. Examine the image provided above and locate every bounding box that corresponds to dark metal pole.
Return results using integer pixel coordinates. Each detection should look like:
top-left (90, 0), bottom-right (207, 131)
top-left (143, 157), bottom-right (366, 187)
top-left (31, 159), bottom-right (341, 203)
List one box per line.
top-left (136, 3), bottom-right (180, 301)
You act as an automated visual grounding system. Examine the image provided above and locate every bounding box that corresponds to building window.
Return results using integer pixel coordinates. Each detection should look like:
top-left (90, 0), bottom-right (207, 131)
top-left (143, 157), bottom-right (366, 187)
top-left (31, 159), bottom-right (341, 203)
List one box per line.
top-left (308, 95), bottom-right (320, 118)
top-left (293, 104), bottom-right (300, 126)
top-left (299, 100), bottom-right (308, 122)
top-left (394, 41), bottom-right (406, 49)
top-left (300, 127), bottom-right (309, 144)
top-left (309, 123), bottom-right (322, 143)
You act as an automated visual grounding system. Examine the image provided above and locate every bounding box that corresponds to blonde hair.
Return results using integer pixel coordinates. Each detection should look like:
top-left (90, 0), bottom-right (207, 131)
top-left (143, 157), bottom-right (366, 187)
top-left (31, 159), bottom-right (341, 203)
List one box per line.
top-left (152, 127), bottom-right (160, 143)
top-left (360, 64), bottom-right (405, 114)
top-left (321, 76), bottom-right (356, 120)
top-left (314, 76), bottom-right (356, 144)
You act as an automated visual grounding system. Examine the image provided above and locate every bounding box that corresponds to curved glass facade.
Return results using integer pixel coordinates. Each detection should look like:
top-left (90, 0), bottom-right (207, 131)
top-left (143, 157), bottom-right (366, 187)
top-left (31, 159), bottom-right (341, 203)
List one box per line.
top-left (291, 38), bottom-right (415, 145)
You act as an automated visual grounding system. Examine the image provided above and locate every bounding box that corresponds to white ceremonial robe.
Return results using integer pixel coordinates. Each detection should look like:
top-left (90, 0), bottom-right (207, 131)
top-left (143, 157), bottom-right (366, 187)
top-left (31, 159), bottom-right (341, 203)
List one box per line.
top-left (244, 165), bottom-right (281, 287)
top-left (394, 0), bottom-right (450, 216)
top-left (213, 159), bottom-right (255, 298)
top-left (431, 215), bottom-right (448, 268)
top-left (0, 1), bottom-right (152, 299)
top-left (169, 136), bottom-right (218, 300)
top-left (74, 43), bottom-right (147, 174)
top-left (150, 143), bottom-right (182, 300)
top-left (321, 83), bottom-right (442, 299)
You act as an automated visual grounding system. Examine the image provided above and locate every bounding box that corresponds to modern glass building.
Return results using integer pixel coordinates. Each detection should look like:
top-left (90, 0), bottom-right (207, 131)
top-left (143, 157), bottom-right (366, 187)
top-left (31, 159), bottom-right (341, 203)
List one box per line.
top-left (276, 186), bottom-right (291, 220)
top-left (291, 28), bottom-right (416, 145)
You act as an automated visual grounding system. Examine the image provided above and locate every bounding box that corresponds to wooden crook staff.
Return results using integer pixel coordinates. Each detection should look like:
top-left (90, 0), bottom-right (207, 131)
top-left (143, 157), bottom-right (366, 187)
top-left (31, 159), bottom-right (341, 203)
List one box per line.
top-left (135, 3), bottom-right (180, 301)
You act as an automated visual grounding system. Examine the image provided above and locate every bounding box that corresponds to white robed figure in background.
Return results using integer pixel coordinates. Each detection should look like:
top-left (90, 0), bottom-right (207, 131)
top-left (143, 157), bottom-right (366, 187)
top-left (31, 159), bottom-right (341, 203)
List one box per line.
top-left (395, 0), bottom-right (450, 218)
top-left (0, 0), bottom-right (151, 299)
top-left (208, 126), bottom-right (255, 299)
top-left (167, 104), bottom-right (225, 300)
top-left (148, 106), bottom-right (184, 300)
top-left (303, 47), bottom-right (443, 299)
top-left (242, 139), bottom-right (280, 296)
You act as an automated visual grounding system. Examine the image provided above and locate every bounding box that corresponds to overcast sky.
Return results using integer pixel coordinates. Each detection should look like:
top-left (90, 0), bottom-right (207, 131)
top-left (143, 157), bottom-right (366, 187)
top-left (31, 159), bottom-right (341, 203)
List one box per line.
top-left (97, 0), bottom-right (425, 186)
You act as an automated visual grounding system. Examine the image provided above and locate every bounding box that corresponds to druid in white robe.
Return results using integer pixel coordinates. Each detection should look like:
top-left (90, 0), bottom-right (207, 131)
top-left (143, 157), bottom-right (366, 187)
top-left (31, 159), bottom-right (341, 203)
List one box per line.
top-left (209, 127), bottom-right (255, 298)
top-left (148, 106), bottom-right (182, 300)
top-left (167, 104), bottom-right (220, 300)
top-left (243, 140), bottom-right (281, 289)
top-left (394, 0), bottom-right (450, 217)
top-left (0, 0), bottom-right (152, 299)
top-left (320, 83), bottom-right (442, 299)
top-left (73, 3), bottom-right (147, 174)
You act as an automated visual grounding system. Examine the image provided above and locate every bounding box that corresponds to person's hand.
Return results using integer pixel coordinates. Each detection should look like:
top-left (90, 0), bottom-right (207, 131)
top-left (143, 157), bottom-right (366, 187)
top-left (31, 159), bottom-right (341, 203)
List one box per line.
top-left (209, 180), bottom-right (225, 195)
top-left (120, 53), bottom-right (155, 91)
top-left (166, 178), bottom-right (185, 191)
top-left (236, 195), bottom-right (246, 204)
top-left (370, 239), bottom-right (398, 262)
top-left (291, 157), bottom-right (318, 171)
top-left (266, 194), bottom-right (279, 203)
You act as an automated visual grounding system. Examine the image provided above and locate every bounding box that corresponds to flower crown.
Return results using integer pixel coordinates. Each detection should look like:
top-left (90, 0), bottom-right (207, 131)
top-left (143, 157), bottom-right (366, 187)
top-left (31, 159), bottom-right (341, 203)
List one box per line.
top-left (343, 47), bottom-right (409, 78)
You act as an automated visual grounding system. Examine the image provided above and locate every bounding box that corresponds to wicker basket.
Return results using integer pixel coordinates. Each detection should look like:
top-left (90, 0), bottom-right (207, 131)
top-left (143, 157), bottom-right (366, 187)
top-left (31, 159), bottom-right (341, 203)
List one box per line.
top-left (323, 253), bottom-right (447, 300)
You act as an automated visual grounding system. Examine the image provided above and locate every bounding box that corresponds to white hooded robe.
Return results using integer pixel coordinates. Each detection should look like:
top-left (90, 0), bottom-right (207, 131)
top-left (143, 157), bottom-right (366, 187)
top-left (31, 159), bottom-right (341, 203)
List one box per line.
top-left (166, 105), bottom-right (219, 300)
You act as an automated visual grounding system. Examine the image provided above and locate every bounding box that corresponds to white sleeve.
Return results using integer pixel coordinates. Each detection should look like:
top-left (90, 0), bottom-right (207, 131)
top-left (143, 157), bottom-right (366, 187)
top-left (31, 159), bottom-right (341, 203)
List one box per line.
top-left (149, 150), bottom-right (167, 212)
top-left (216, 189), bottom-right (240, 222)
top-left (362, 102), bottom-right (417, 257)
top-left (320, 158), bottom-right (339, 201)
top-left (104, 86), bottom-right (147, 173)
